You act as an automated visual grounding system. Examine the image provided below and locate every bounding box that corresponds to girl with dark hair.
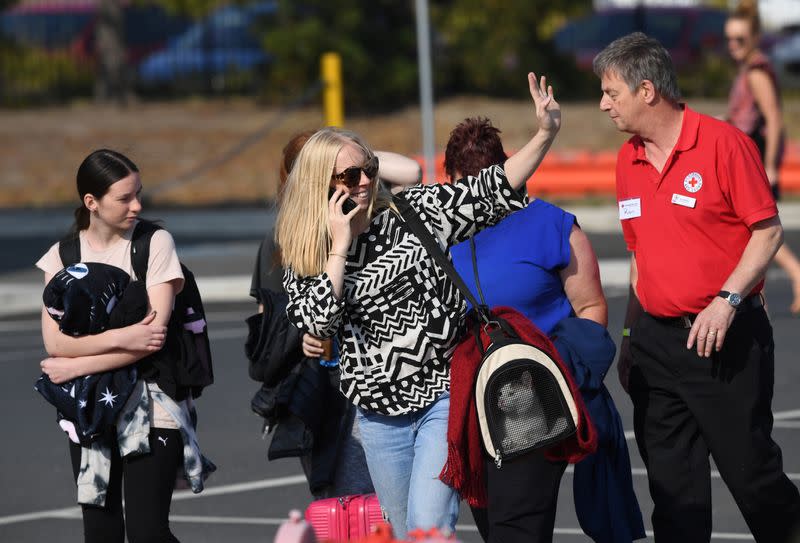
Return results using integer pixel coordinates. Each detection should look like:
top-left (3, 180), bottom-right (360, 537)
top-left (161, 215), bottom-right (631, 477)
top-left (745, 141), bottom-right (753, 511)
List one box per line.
top-left (36, 149), bottom-right (195, 543)
top-left (726, 0), bottom-right (800, 314)
top-left (69, 149), bottom-right (141, 233)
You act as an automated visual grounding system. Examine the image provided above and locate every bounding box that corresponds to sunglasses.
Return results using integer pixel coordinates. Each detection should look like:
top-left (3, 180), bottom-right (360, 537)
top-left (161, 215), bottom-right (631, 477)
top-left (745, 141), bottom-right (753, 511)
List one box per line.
top-left (726, 35), bottom-right (747, 45)
top-left (332, 155), bottom-right (379, 188)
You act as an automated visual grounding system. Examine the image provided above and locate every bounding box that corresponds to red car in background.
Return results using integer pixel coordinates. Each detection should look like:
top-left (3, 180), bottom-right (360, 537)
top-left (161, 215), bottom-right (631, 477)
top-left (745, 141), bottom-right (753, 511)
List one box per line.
top-left (0, 1), bottom-right (189, 68)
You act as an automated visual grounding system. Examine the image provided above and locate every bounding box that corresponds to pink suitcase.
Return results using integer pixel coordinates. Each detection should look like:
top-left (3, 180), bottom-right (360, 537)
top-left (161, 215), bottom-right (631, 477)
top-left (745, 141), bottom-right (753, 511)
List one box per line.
top-left (304, 493), bottom-right (386, 541)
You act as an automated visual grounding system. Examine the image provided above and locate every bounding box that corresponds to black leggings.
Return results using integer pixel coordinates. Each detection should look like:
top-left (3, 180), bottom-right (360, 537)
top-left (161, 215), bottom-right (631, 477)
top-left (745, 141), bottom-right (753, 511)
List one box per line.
top-left (69, 428), bottom-right (183, 543)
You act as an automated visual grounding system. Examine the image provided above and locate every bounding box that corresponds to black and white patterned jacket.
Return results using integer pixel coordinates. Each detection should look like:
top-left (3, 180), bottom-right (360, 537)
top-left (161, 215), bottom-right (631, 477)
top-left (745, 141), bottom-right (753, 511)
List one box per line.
top-left (284, 165), bottom-right (527, 415)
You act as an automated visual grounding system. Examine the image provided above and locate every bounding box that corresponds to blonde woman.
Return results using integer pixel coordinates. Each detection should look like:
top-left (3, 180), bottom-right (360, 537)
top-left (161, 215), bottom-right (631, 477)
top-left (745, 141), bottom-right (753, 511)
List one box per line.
top-left (276, 72), bottom-right (560, 539)
top-left (249, 131), bottom-right (422, 500)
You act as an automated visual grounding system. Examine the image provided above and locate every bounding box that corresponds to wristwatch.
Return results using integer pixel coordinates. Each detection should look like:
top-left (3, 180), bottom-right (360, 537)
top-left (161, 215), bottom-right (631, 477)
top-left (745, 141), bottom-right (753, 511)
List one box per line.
top-left (717, 290), bottom-right (742, 308)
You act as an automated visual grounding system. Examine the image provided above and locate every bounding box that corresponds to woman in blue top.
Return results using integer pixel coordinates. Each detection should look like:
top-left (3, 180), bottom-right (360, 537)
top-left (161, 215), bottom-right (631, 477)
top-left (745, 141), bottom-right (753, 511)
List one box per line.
top-left (446, 117), bottom-right (607, 543)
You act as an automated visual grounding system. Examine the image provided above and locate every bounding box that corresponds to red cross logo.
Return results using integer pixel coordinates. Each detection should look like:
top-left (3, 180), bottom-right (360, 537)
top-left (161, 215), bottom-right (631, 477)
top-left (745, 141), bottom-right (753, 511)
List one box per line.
top-left (683, 172), bottom-right (703, 193)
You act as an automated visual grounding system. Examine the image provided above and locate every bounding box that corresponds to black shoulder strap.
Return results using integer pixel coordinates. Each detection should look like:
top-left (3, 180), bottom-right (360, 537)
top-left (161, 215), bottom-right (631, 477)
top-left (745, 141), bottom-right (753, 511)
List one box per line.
top-left (469, 236), bottom-right (489, 309)
top-left (393, 194), bottom-right (490, 325)
top-left (58, 234), bottom-right (81, 266)
top-left (130, 220), bottom-right (162, 281)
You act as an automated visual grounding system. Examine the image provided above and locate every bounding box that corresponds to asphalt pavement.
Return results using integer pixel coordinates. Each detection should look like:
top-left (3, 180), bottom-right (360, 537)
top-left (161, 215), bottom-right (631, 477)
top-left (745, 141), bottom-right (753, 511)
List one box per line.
top-left (2, 203), bottom-right (800, 542)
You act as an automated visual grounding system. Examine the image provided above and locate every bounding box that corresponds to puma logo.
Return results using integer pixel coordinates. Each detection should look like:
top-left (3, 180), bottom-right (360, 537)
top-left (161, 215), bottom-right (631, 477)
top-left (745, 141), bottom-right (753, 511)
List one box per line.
top-left (158, 436), bottom-right (168, 447)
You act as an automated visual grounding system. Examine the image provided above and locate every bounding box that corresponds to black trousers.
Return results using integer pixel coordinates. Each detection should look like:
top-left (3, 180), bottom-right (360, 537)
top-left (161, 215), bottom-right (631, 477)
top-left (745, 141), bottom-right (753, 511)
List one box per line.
top-left (69, 428), bottom-right (183, 543)
top-left (470, 450), bottom-right (566, 543)
top-left (629, 309), bottom-right (800, 543)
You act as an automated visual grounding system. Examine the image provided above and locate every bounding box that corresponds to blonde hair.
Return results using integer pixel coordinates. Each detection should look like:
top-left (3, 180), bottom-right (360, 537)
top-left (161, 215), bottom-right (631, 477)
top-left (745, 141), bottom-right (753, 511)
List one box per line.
top-left (275, 127), bottom-right (393, 277)
top-left (730, 0), bottom-right (760, 35)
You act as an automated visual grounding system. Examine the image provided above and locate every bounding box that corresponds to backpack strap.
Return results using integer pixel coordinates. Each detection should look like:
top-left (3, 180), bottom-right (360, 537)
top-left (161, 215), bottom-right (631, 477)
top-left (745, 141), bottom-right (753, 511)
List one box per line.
top-left (58, 234), bottom-right (82, 267)
top-left (130, 220), bottom-right (162, 282)
top-left (469, 236), bottom-right (491, 315)
top-left (392, 193), bottom-right (491, 325)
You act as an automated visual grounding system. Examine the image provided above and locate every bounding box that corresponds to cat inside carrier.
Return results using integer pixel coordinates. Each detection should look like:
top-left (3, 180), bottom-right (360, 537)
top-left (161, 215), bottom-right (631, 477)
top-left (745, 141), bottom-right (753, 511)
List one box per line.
top-left (387, 208), bottom-right (584, 468)
top-left (475, 335), bottom-right (578, 468)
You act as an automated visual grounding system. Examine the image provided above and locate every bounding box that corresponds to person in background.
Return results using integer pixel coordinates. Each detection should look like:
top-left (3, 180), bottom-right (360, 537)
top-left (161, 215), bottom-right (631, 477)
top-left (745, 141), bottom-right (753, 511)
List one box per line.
top-left (250, 131), bottom-right (421, 499)
top-left (251, 131), bottom-right (316, 299)
top-left (446, 118), bottom-right (643, 543)
top-left (596, 32), bottom-right (800, 542)
top-left (36, 149), bottom-right (198, 543)
top-left (275, 72), bottom-right (560, 539)
top-left (725, 0), bottom-right (800, 315)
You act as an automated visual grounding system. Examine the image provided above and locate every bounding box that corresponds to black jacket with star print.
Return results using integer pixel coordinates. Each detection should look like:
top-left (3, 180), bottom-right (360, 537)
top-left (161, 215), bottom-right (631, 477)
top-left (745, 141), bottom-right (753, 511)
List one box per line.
top-left (36, 265), bottom-right (149, 446)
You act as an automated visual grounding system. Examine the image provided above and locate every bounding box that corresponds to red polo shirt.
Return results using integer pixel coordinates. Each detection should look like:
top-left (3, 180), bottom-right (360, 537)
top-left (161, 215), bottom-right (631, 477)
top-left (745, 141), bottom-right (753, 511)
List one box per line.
top-left (616, 106), bottom-right (777, 317)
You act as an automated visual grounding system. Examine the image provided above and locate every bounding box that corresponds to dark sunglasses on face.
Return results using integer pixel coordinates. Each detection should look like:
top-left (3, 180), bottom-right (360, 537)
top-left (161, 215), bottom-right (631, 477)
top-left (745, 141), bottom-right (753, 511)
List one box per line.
top-left (332, 155), bottom-right (379, 187)
top-left (726, 35), bottom-right (747, 45)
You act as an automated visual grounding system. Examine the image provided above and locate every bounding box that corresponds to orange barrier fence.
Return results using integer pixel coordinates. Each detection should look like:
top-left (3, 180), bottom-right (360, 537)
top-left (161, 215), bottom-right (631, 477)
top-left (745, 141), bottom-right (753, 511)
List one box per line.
top-left (416, 141), bottom-right (800, 198)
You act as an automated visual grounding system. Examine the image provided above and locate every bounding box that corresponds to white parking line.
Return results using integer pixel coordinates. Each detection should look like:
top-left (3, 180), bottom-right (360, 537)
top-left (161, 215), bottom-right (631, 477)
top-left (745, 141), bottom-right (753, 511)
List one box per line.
top-left (169, 514), bottom-right (281, 525)
top-left (51, 514), bottom-right (760, 541)
top-left (774, 409), bottom-right (800, 421)
top-left (1, 511), bottom-right (758, 541)
top-left (0, 473), bottom-right (763, 540)
top-left (0, 475), bottom-right (307, 526)
top-left (171, 475), bottom-right (307, 501)
top-left (0, 506), bottom-right (81, 526)
top-left (775, 421), bottom-right (800, 429)
top-left (166, 519), bottom-right (754, 540)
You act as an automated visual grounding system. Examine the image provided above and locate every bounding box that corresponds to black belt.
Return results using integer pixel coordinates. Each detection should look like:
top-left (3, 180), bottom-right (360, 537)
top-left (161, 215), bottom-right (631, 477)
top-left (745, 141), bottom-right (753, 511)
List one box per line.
top-left (651, 295), bottom-right (764, 329)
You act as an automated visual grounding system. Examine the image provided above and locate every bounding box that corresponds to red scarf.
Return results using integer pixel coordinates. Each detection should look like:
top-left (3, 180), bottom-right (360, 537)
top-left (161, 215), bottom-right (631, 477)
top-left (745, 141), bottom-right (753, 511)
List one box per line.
top-left (440, 306), bottom-right (597, 507)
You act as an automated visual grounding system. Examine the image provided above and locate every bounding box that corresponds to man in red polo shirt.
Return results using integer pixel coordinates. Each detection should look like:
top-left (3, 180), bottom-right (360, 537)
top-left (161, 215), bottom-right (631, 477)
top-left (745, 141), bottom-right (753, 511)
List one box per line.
top-left (594, 32), bottom-right (800, 543)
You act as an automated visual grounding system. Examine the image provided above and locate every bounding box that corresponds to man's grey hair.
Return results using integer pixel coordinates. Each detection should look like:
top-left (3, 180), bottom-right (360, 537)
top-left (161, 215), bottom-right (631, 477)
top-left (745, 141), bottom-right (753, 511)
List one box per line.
top-left (593, 32), bottom-right (681, 102)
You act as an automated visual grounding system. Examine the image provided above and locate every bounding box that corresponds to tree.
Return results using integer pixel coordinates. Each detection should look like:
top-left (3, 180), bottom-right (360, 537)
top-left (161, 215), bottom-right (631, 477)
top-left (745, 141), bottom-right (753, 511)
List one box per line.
top-left (430, 0), bottom-right (593, 99)
top-left (149, 0), bottom-right (229, 19)
top-left (94, 0), bottom-right (128, 104)
top-left (258, 0), bottom-right (594, 111)
top-left (262, 0), bottom-right (419, 112)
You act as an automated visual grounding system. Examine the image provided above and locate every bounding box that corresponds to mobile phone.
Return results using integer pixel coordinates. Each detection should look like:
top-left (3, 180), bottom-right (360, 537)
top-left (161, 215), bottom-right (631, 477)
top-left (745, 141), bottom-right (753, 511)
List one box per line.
top-left (328, 188), bottom-right (358, 214)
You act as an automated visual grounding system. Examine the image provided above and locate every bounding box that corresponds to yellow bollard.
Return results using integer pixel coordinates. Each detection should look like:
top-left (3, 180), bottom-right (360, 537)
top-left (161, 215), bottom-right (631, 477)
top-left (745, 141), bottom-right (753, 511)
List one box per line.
top-left (321, 52), bottom-right (344, 127)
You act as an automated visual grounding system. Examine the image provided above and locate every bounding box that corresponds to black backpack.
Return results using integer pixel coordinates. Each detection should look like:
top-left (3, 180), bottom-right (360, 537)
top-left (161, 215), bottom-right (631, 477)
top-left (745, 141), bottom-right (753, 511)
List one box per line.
top-left (59, 220), bottom-right (214, 399)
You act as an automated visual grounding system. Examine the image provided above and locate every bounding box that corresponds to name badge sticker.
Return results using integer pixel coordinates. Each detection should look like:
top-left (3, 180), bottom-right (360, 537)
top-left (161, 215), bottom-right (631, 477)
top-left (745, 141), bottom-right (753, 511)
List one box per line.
top-left (619, 198), bottom-right (642, 220)
top-left (671, 193), bottom-right (697, 208)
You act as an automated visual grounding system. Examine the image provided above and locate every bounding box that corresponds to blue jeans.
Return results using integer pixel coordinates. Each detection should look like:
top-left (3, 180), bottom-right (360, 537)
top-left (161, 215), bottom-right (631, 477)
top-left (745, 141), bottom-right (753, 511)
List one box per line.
top-left (356, 392), bottom-right (459, 540)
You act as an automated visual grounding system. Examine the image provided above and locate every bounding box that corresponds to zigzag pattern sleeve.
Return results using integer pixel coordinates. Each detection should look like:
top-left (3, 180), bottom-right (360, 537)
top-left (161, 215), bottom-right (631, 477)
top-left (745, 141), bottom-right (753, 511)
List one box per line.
top-left (404, 164), bottom-right (528, 246)
top-left (283, 267), bottom-right (345, 338)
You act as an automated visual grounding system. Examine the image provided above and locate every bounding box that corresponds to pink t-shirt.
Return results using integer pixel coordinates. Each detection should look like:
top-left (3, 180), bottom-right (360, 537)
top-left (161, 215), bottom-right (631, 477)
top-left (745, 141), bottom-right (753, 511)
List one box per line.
top-left (36, 225), bottom-right (184, 291)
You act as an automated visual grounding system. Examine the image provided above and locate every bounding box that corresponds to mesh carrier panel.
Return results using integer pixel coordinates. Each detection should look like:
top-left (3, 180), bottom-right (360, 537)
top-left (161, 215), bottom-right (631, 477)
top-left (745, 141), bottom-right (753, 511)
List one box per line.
top-left (486, 362), bottom-right (575, 457)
